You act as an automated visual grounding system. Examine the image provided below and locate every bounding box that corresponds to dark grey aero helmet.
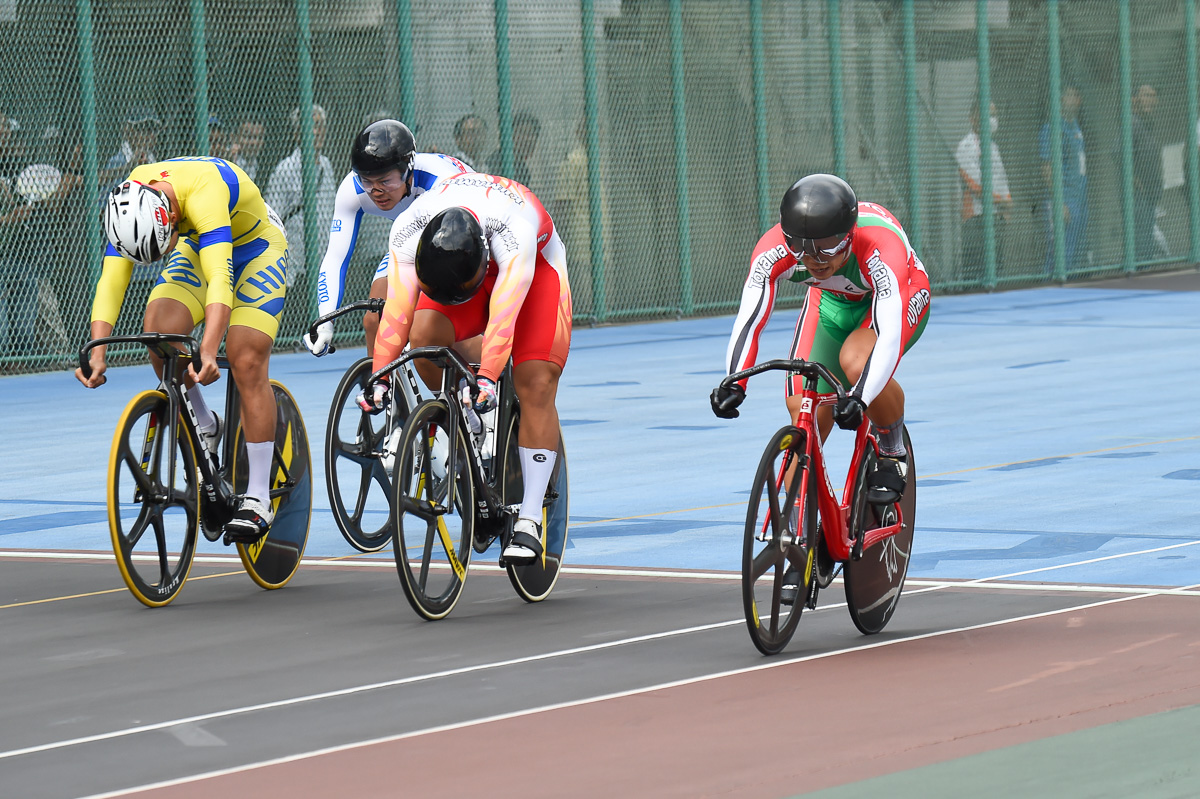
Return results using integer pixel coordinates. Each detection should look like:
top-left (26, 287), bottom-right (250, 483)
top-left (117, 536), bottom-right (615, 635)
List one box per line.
top-left (350, 119), bottom-right (416, 179)
top-left (778, 173), bottom-right (858, 256)
top-left (414, 207), bottom-right (489, 305)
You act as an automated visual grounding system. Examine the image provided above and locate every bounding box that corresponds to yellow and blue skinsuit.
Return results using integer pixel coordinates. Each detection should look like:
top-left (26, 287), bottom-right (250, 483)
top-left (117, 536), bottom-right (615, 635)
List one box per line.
top-left (92, 157), bottom-right (289, 338)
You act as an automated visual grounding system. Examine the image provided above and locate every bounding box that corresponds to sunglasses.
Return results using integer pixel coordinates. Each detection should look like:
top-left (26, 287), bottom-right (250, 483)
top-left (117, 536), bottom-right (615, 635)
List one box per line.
top-left (783, 232), bottom-right (851, 264)
top-left (357, 166), bottom-right (412, 193)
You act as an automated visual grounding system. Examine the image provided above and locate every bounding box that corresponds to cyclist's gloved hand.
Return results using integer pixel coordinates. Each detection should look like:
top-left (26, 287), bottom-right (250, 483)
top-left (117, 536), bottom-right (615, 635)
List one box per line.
top-left (710, 383), bottom-right (745, 419)
top-left (473, 377), bottom-right (498, 414)
top-left (356, 381), bottom-right (388, 414)
top-left (303, 322), bottom-right (334, 357)
top-left (833, 393), bottom-right (866, 431)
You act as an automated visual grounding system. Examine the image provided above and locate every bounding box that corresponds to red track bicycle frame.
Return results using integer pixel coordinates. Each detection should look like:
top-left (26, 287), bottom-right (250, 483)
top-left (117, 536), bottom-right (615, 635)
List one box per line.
top-left (790, 387), bottom-right (906, 563)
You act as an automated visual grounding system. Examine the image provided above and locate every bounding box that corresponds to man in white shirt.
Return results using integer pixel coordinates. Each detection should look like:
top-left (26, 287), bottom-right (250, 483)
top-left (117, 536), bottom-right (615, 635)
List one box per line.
top-left (265, 104), bottom-right (336, 285)
top-left (955, 100), bottom-right (1012, 272)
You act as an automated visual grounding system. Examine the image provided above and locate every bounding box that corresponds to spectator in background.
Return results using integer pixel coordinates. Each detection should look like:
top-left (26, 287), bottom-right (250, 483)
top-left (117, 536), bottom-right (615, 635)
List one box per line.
top-left (955, 99), bottom-right (1012, 272)
top-left (451, 113), bottom-right (488, 171)
top-left (554, 117), bottom-right (606, 291)
top-left (0, 119), bottom-right (76, 357)
top-left (232, 118), bottom-right (266, 182)
top-left (208, 115), bottom-right (235, 160)
top-left (265, 103), bottom-right (336, 286)
top-left (488, 110), bottom-right (540, 187)
top-left (1129, 83), bottom-right (1162, 262)
top-left (100, 105), bottom-right (161, 191)
top-left (1038, 84), bottom-right (1088, 275)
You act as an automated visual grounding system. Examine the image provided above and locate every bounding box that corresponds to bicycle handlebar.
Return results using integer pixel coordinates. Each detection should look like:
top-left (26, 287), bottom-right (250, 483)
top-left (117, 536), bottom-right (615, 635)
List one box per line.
top-left (79, 333), bottom-right (201, 379)
top-left (720, 358), bottom-right (848, 401)
top-left (304, 298), bottom-right (388, 355)
top-left (366, 345), bottom-right (477, 396)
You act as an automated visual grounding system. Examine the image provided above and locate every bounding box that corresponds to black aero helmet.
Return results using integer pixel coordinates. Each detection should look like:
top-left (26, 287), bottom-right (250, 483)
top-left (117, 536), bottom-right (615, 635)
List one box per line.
top-left (779, 173), bottom-right (858, 257)
top-left (350, 119), bottom-right (416, 178)
top-left (415, 207), bottom-right (489, 305)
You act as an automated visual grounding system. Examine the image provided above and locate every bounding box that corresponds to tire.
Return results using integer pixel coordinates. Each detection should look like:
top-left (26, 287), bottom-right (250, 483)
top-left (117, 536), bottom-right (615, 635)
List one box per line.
top-left (843, 428), bottom-right (915, 635)
top-left (499, 413), bottom-right (569, 603)
top-left (230, 381), bottom-right (312, 589)
top-left (107, 390), bottom-right (199, 608)
top-left (324, 357), bottom-right (406, 552)
top-left (742, 426), bottom-right (816, 655)
top-left (390, 399), bottom-right (475, 620)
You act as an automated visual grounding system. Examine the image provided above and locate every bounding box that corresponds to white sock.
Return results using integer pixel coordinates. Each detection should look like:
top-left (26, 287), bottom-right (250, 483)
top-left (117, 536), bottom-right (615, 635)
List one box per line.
top-left (245, 441), bottom-right (274, 506)
top-left (518, 447), bottom-right (556, 523)
top-left (187, 384), bottom-right (216, 432)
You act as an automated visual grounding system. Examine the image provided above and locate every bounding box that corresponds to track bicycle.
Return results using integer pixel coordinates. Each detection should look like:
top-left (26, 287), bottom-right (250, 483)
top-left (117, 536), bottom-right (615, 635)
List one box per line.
top-left (366, 345), bottom-right (569, 620)
top-left (717, 359), bottom-right (916, 655)
top-left (306, 299), bottom-right (426, 552)
top-left (80, 333), bottom-right (312, 608)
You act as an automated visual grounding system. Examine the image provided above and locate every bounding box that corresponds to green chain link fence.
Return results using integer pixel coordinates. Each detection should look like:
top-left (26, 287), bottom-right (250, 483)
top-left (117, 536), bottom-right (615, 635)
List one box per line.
top-left (1, 0), bottom-right (1197, 373)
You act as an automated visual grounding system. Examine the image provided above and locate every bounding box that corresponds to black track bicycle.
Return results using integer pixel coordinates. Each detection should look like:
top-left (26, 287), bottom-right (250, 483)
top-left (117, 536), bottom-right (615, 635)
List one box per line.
top-left (365, 345), bottom-right (569, 620)
top-left (81, 333), bottom-right (312, 607)
top-left (307, 299), bottom-right (426, 552)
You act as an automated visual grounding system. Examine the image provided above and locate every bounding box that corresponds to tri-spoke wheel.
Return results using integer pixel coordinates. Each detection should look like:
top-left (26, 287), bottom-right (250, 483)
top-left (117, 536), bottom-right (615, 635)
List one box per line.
top-left (325, 357), bottom-right (408, 552)
top-left (843, 428), bottom-right (915, 635)
top-left (108, 390), bottom-right (199, 607)
top-left (390, 399), bottom-right (475, 620)
top-left (741, 425), bottom-right (817, 655)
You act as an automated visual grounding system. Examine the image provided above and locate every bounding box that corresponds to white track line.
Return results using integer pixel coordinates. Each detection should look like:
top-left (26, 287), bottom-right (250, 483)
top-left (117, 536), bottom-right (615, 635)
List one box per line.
top-left (69, 589), bottom-right (1195, 799)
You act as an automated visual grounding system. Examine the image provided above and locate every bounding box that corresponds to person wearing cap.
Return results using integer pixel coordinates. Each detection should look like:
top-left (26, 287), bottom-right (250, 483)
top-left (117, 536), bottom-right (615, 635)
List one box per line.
top-left (303, 118), bottom-right (471, 358)
top-left (100, 105), bottom-right (161, 190)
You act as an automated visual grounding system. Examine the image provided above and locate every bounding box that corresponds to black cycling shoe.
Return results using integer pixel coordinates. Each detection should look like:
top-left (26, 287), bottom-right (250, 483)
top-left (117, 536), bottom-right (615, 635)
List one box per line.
top-left (867, 455), bottom-right (908, 505)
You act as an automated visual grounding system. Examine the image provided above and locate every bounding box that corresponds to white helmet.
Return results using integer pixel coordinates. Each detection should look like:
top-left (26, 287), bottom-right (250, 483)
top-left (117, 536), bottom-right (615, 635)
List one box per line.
top-left (104, 180), bottom-right (174, 263)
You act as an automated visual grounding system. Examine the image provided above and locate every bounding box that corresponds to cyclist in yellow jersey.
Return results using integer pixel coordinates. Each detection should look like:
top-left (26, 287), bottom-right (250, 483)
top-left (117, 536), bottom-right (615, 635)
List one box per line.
top-left (75, 156), bottom-right (289, 541)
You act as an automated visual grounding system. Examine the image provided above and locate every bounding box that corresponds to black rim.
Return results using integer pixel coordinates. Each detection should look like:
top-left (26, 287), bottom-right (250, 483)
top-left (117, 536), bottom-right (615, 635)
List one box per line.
top-left (843, 429), bottom-right (915, 635)
top-left (391, 399), bottom-right (474, 620)
top-left (110, 392), bottom-right (198, 607)
top-left (324, 357), bottom-right (398, 552)
top-left (742, 426), bottom-right (812, 655)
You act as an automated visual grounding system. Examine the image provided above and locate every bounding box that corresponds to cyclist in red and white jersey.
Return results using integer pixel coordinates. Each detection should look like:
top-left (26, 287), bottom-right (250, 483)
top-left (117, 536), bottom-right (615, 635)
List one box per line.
top-left (362, 172), bottom-right (572, 564)
top-left (711, 173), bottom-right (931, 503)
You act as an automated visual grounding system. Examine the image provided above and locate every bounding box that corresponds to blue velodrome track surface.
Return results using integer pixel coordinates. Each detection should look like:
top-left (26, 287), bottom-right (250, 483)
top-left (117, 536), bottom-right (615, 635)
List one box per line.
top-left (2, 275), bottom-right (1199, 588)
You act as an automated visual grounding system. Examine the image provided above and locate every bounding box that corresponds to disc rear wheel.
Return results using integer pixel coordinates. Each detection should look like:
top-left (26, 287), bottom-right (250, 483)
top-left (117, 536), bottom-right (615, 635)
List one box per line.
top-left (843, 428), bottom-right (915, 635)
top-left (230, 381), bottom-right (312, 589)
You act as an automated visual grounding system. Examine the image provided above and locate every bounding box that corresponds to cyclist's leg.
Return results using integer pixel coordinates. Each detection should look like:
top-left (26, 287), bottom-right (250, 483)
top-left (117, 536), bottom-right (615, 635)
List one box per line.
top-left (409, 308), bottom-right (460, 390)
top-left (224, 244), bottom-right (287, 535)
top-left (504, 245), bottom-right (571, 560)
top-left (143, 248), bottom-right (220, 435)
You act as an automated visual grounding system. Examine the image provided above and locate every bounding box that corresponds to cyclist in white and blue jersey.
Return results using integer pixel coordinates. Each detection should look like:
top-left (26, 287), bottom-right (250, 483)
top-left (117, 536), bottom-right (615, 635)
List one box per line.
top-left (303, 119), bottom-right (470, 356)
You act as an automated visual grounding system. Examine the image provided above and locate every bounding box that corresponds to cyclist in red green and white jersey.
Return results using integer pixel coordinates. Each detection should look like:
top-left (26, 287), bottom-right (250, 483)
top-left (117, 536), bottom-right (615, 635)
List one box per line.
top-left (711, 173), bottom-right (931, 504)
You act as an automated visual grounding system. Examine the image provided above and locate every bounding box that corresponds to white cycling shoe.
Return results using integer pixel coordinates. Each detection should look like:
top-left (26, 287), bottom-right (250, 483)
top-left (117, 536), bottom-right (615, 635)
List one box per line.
top-left (502, 517), bottom-right (544, 564)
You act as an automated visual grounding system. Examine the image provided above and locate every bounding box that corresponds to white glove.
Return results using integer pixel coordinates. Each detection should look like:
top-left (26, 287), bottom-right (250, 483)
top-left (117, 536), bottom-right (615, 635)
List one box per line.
top-left (303, 322), bottom-right (334, 356)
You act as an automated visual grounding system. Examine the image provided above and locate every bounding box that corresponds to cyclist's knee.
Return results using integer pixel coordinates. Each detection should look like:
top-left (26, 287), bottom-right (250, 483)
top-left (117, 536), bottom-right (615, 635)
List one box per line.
top-left (410, 310), bottom-right (454, 347)
top-left (513, 361), bottom-right (560, 407)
